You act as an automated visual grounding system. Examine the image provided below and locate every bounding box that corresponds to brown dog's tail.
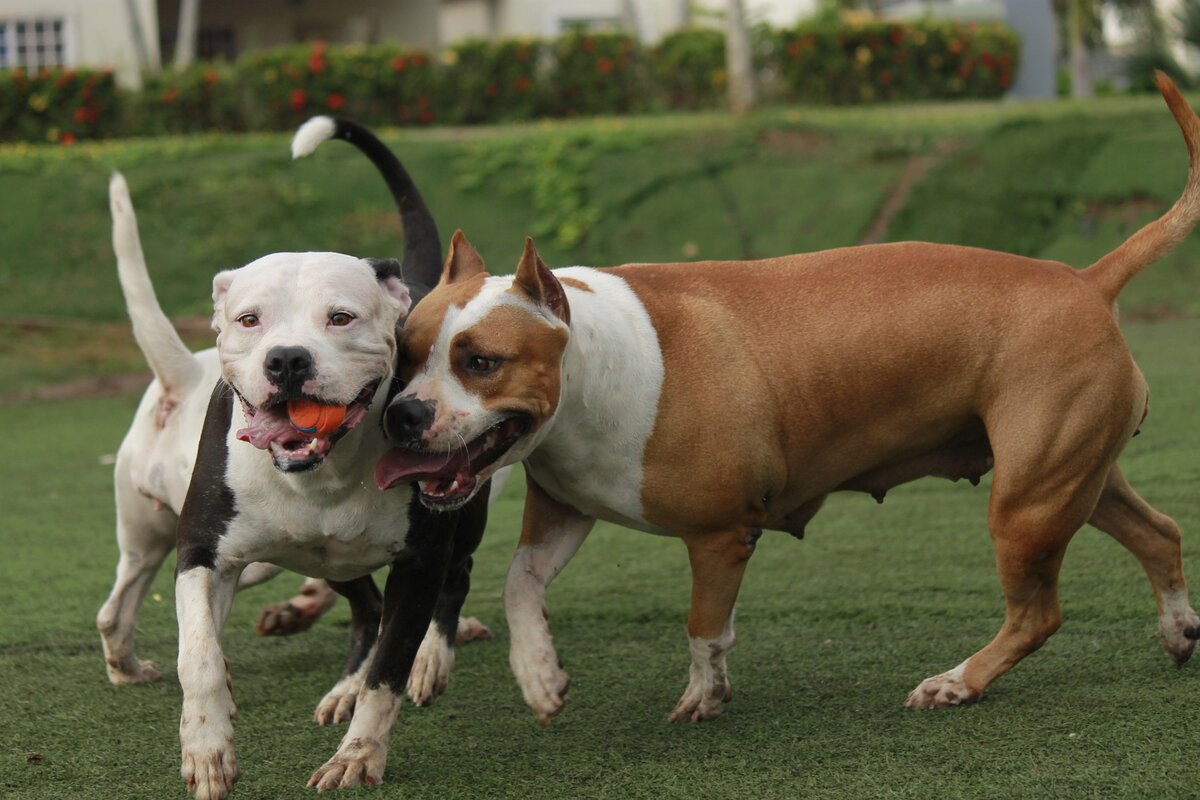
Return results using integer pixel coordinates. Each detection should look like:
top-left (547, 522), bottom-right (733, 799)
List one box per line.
top-left (1083, 72), bottom-right (1200, 303)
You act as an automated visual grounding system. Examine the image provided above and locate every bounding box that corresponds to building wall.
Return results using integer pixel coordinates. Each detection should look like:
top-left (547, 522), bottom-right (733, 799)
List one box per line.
top-left (156, 0), bottom-right (439, 57)
top-left (0, 0), bottom-right (159, 87)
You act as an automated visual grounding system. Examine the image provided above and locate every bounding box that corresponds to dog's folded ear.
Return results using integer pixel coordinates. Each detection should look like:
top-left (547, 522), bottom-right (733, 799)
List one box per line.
top-left (439, 230), bottom-right (487, 286)
top-left (211, 270), bottom-right (236, 333)
top-left (366, 257), bottom-right (413, 315)
top-left (511, 236), bottom-right (569, 326)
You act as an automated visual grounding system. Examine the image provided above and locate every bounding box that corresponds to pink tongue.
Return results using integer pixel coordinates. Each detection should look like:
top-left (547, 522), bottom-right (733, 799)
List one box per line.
top-left (374, 448), bottom-right (464, 490)
top-left (237, 413), bottom-right (301, 450)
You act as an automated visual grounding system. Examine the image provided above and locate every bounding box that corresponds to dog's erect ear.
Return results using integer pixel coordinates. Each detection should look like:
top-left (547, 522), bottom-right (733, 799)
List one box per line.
top-left (510, 236), bottom-right (569, 325)
top-left (211, 270), bottom-right (236, 332)
top-left (439, 230), bottom-right (486, 286)
top-left (367, 257), bottom-right (413, 315)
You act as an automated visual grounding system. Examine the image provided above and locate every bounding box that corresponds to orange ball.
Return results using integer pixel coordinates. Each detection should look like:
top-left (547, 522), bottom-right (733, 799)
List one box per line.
top-left (287, 399), bottom-right (347, 438)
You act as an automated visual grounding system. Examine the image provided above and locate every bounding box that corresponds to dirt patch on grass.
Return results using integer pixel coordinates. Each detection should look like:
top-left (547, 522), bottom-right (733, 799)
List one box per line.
top-left (859, 141), bottom-right (968, 245)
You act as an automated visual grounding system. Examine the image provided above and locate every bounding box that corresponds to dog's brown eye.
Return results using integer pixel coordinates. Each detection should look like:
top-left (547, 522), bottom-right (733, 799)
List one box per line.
top-left (465, 355), bottom-right (501, 374)
top-left (329, 312), bottom-right (355, 327)
top-left (237, 313), bottom-right (259, 328)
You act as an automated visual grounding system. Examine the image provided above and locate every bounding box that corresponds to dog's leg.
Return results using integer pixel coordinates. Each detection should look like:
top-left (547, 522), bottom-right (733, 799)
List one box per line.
top-left (253, 577), bottom-right (338, 636)
top-left (177, 564), bottom-right (241, 800)
top-left (315, 576), bottom-right (383, 724)
top-left (1089, 465), bottom-right (1200, 664)
top-left (505, 476), bottom-right (595, 725)
top-left (408, 484), bottom-right (492, 706)
top-left (97, 488), bottom-right (174, 684)
top-left (667, 528), bottom-right (757, 723)
top-left (309, 491), bottom-right (488, 791)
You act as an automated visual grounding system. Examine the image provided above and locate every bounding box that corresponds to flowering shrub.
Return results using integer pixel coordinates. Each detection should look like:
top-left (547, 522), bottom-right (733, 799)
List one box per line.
top-left (650, 28), bottom-right (727, 109)
top-left (0, 67), bottom-right (117, 144)
top-left (237, 41), bottom-right (440, 130)
top-left (545, 31), bottom-right (646, 117)
top-left (134, 64), bottom-right (242, 134)
top-left (777, 20), bottom-right (1019, 103)
top-left (0, 20), bottom-right (1024, 144)
top-left (443, 38), bottom-right (543, 123)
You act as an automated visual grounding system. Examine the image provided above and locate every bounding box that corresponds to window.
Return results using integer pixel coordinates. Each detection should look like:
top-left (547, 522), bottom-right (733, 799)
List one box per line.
top-left (0, 17), bottom-right (70, 69)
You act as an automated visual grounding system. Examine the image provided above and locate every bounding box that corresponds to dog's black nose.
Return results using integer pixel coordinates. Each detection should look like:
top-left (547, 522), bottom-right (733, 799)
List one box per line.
top-left (263, 346), bottom-right (314, 392)
top-left (384, 397), bottom-right (435, 444)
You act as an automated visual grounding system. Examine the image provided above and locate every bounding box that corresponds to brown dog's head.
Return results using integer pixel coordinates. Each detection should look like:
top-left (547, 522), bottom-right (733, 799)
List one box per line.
top-left (374, 231), bottom-right (570, 509)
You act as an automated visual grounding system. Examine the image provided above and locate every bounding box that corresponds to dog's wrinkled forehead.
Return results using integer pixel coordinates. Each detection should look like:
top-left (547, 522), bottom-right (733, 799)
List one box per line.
top-left (403, 275), bottom-right (547, 370)
top-left (213, 252), bottom-right (404, 324)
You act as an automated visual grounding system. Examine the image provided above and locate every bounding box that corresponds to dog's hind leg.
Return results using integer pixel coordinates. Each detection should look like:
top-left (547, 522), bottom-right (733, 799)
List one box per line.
top-left (253, 577), bottom-right (338, 636)
top-left (667, 527), bottom-right (757, 723)
top-left (97, 472), bottom-right (175, 684)
top-left (1089, 465), bottom-right (1200, 664)
top-left (315, 576), bottom-right (383, 725)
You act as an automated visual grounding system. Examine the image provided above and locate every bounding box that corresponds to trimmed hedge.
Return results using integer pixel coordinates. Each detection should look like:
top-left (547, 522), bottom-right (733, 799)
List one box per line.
top-left (0, 67), bottom-right (118, 144)
top-left (778, 21), bottom-right (1019, 103)
top-left (1, 18), bottom-right (1022, 144)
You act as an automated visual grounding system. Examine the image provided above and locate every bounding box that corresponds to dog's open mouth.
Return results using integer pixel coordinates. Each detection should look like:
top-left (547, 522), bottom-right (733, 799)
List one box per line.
top-left (373, 415), bottom-right (529, 507)
top-left (234, 381), bottom-right (378, 472)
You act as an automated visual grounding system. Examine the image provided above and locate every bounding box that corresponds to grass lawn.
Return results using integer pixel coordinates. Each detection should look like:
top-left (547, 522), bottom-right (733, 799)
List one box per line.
top-left (3, 92), bottom-right (1200, 798)
top-left (2, 320), bottom-right (1198, 799)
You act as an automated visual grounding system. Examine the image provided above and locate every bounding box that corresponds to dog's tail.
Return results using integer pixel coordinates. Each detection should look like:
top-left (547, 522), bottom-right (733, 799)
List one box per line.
top-left (109, 172), bottom-right (204, 393)
top-left (291, 116), bottom-right (442, 301)
top-left (1083, 72), bottom-right (1200, 303)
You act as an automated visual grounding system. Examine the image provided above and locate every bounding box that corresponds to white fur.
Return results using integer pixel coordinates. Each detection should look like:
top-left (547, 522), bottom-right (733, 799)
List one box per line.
top-left (291, 115), bottom-right (337, 160)
top-left (904, 658), bottom-right (975, 709)
top-left (315, 642), bottom-right (377, 725)
top-left (310, 686), bottom-right (401, 790)
top-left (668, 616), bottom-right (736, 722)
top-left (407, 627), bottom-right (454, 706)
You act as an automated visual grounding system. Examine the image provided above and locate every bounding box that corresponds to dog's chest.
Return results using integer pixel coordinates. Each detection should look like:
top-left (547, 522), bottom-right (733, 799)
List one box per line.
top-left (220, 481), bottom-right (414, 581)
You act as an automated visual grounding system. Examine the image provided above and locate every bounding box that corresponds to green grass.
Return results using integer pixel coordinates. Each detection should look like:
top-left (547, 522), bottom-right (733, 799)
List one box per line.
top-left (4, 94), bottom-right (1200, 797)
top-left (2, 321), bottom-right (1199, 799)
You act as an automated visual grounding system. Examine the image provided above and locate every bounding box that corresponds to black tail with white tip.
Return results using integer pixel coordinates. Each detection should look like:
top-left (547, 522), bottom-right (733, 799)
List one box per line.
top-left (291, 116), bottom-right (442, 303)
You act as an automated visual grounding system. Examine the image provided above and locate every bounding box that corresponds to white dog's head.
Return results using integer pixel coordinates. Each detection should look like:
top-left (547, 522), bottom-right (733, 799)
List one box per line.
top-left (213, 252), bottom-right (412, 472)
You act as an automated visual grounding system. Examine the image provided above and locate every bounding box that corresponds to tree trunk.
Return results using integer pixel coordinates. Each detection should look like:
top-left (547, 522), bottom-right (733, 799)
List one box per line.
top-left (174, 0), bottom-right (201, 71)
top-left (726, 0), bottom-right (757, 114)
top-left (122, 0), bottom-right (154, 82)
top-left (1068, 0), bottom-right (1094, 98)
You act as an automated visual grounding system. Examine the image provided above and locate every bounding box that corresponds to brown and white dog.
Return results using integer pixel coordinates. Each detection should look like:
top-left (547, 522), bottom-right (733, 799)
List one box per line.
top-left (375, 73), bottom-right (1200, 725)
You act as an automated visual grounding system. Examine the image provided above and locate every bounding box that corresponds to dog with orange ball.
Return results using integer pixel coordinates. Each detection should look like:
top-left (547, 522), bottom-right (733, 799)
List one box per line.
top-left (99, 117), bottom-right (511, 798)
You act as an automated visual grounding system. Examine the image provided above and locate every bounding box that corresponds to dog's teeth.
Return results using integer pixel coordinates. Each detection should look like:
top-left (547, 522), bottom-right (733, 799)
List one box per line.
top-left (311, 438), bottom-right (319, 448)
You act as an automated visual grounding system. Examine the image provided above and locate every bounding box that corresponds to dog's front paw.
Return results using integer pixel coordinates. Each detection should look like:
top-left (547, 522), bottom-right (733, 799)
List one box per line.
top-left (314, 680), bottom-right (361, 725)
top-left (181, 735), bottom-right (238, 800)
top-left (904, 670), bottom-right (982, 709)
top-left (308, 739), bottom-right (386, 791)
top-left (667, 675), bottom-right (731, 723)
top-left (106, 657), bottom-right (161, 685)
top-left (408, 631), bottom-right (455, 706)
top-left (510, 642), bottom-right (570, 725)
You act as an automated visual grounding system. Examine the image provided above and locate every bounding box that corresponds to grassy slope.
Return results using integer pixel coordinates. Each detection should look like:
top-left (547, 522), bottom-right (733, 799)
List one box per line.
top-left (1, 321), bottom-right (1198, 799)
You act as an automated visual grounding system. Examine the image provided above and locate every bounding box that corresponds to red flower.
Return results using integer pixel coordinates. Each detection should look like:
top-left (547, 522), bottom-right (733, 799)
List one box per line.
top-left (878, 70), bottom-right (893, 85)
top-left (981, 52), bottom-right (996, 69)
top-left (59, 132), bottom-right (77, 146)
top-left (327, 92), bottom-right (345, 110)
top-left (596, 57), bottom-right (614, 74)
top-left (82, 86), bottom-right (94, 101)
top-left (514, 75), bottom-right (531, 93)
top-left (290, 88), bottom-right (307, 112)
top-left (888, 26), bottom-right (904, 46)
top-left (203, 69), bottom-right (220, 85)
top-left (418, 109), bottom-right (433, 125)
top-left (411, 52), bottom-right (427, 67)
top-left (948, 39), bottom-right (964, 55)
top-left (38, 67), bottom-right (50, 80)
top-left (998, 71), bottom-right (1012, 88)
top-left (56, 69), bottom-right (77, 89)
top-left (85, 106), bottom-right (99, 123)
top-left (162, 87), bottom-right (180, 104)
top-left (73, 106), bottom-right (89, 123)
top-left (308, 53), bottom-right (327, 73)
top-left (392, 55), bottom-right (408, 72)
top-left (788, 40), bottom-right (803, 59)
